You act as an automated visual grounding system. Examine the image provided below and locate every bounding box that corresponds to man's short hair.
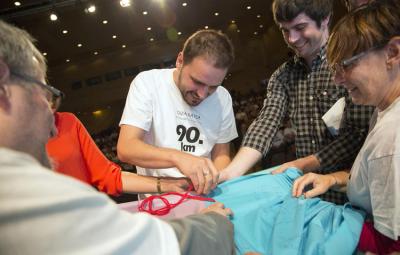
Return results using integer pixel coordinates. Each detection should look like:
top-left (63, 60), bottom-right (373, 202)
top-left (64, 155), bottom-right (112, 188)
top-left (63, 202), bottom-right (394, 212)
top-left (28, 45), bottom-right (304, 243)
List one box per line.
top-left (0, 20), bottom-right (47, 83)
top-left (182, 29), bottom-right (235, 69)
top-left (272, 0), bottom-right (333, 27)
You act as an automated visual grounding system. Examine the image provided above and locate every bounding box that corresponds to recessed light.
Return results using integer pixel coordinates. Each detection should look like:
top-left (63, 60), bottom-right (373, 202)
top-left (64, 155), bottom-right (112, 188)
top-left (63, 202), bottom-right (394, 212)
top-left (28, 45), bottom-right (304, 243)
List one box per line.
top-left (102, 20), bottom-right (108, 24)
top-left (62, 30), bottom-right (68, 34)
top-left (259, 25), bottom-right (264, 28)
top-left (147, 27), bottom-right (152, 31)
top-left (122, 44), bottom-right (126, 48)
top-left (214, 12), bottom-right (219, 16)
top-left (231, 20), bottom-right (235, 24)
top-left (177, 31), bottom-right (182, 35)
top-left (43, 52), bottom-right (47, 56)
top-left (142, 11), bottom-right (148, 15)
top-left (94, 51), bottom-right (98, 55)
top-left (50, 13), bottom-right (58, 21)
top-left (66, 59), bottom-right (70, 62)
top-left (204, 25), bottom-right (209, 29)
top-left (14, 2), bottom-right (21, 6)
top-left (237, 29), bottom-right (240, 33)
top-left (112, 35), bottom-right (117, 39)
top-left (87, 5), bottom-right (96, 13)
top-left (120, 0), bottom-right (131, 7)
top-left (182, 2), bottom-right (187, 6)
top-left (257, 14), bottom-right (261, 18)
top-left (254, 31), bottom-right (258, 35)
top-left (246, 6), bottom-right (251, 10)
top-left (150, 38), bottom-right (154, 42)
top-left (77, 43), bottom-right (82, 47)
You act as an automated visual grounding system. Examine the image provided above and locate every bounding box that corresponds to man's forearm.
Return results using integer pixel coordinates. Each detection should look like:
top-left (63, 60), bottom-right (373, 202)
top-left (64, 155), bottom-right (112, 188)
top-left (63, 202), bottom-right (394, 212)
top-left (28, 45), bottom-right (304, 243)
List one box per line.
top-left (221, 146), bottom-right (262, 180)
top-left (117, 138), bottom-right (184, 169)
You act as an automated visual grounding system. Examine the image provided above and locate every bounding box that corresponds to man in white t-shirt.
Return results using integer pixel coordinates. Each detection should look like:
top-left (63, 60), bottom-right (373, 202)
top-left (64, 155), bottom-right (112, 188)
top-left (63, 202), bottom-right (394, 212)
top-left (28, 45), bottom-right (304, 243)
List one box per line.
top-left (118, 29), bottom-right (238, 195)
top-left (0, 20), bottom-right (235, 255)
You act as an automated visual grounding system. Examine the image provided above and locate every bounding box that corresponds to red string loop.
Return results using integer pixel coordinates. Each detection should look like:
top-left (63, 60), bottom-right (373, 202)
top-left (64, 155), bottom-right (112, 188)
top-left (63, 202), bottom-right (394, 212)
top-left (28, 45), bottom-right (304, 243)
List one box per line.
top-left (138, 185), bottom-right (215, 216)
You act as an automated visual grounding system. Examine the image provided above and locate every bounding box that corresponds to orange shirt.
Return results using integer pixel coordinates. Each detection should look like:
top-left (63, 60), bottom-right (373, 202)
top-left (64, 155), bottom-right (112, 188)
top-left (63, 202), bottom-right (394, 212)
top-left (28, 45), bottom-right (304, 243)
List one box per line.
top-left (47, 112), bottom-right (122, 196)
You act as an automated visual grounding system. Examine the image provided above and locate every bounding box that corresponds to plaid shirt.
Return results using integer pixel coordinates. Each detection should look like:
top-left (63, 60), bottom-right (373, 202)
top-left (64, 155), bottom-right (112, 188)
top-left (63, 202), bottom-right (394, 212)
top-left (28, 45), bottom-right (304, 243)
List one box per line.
top-left (242, 46), bottom-right (374, 204)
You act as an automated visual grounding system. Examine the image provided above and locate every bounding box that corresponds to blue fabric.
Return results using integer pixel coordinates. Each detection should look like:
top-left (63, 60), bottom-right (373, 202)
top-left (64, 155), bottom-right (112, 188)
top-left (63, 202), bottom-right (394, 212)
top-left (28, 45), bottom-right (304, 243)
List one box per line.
top-left (208, 167), bottom-right (365, 255)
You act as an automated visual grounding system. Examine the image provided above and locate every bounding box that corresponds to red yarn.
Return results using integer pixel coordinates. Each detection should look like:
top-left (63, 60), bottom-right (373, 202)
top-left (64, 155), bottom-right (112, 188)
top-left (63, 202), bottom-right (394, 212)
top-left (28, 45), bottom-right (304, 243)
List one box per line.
top-left (138, 186), bottom-right (215, 216)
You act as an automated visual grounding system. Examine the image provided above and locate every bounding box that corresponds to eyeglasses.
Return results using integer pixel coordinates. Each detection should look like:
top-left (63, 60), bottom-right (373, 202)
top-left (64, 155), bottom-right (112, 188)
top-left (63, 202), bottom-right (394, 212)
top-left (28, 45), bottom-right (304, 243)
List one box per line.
top-left (10, 71), bottom-right (63, 99)
top-left (331, 44), bottom-right (384, 76)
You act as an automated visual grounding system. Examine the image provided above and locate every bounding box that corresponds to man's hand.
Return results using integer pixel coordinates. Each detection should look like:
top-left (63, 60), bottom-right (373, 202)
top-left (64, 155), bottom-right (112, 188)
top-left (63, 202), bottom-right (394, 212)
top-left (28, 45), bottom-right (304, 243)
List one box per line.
top-left (174, 153), bottom-right (219, 195)
top-left (292, 172), bottom-right (336, 198)
top-left (200, 202), bottom-right (233, 218)
top-left (272, 155), bottom-right (320, 175)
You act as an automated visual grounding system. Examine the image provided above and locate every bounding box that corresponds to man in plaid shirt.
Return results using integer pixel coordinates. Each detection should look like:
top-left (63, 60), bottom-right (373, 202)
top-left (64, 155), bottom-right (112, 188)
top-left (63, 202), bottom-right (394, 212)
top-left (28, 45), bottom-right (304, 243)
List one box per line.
top-left (220, 0), bottom-right (374, 204)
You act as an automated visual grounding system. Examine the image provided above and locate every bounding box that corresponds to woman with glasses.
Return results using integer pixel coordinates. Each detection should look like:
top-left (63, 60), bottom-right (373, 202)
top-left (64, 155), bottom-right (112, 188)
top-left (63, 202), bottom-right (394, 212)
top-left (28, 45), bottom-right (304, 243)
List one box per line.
top-left (291, 1), bottom-right (400, 253)
top-left (46, 95), bottom-right (190, 197)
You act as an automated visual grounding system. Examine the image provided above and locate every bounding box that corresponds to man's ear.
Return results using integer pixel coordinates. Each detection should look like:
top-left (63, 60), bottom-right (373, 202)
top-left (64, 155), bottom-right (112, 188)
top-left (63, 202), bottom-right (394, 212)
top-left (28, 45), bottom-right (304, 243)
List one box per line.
top-left (321, 14), bottom-right (331, 30)
top-left (0, 59), bottom-right (12, 111)
top-left (0, 58), bottom-right (10, 85)
top-left (386, 36), bottom-right (400, 68)
top-left (175, 52), bottom-right (184, 69)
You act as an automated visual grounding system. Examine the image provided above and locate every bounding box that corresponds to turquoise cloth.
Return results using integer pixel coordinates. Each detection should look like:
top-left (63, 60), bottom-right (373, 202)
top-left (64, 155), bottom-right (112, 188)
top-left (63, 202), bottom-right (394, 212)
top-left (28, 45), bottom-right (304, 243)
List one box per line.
top-left (208, 168), bottom-right (365, 255)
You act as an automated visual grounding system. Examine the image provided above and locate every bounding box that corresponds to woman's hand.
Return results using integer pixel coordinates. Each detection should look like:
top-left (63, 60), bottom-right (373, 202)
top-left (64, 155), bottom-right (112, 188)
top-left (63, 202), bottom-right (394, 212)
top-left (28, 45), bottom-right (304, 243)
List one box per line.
top-left (292, 173), bottom-right (336, 198)
top-left (160, 177), bottom-right (191, 193)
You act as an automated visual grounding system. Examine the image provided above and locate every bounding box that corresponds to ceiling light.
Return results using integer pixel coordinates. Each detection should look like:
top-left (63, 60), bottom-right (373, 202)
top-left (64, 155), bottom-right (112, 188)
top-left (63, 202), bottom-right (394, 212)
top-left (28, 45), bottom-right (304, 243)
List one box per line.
top-left (14, 2), bottom-right (21, 6)
top-left (257, 14), bottom-right (261, 18)
top-left (50, 13), bottom-right (58, 21)
top-left (120, 0), bottom-right (131, 7)
top-left (142, 11), bottom-right (148, 15)
top-left (182, 2), bottom-right (187, 6)
top-left (147, 27), bottom-right (152, 31)
top-left (112, 35), bottom-right (117, 39)
top-left (102, 20), bottom-right (108, 24)
top-left (122, 44), bottom-right (126, 48)
top-left (246, 6), bottom-right (252, 10)
top-left (86, 5), bottom-right (96, 13)
top-left (94, 51), bottom-right (98, 55)
top-left (77, 43), bottom-right (82, 47)
top-left (214, 12), bottom-right (219, 16)
top-left (66, 59), bottom-right (70, 63)
top-left (62, 30), bottom-right (68, 34)
top-left (237, 29), bottom-right (240, 33)
top-left (204, 25), bottom-right (209, 29)
top-left (254, 31), bottom-right (258, 35)
top-left (177, 32), bottom-right (182, 35)
top-left (149, 38), bottom-right (154, 42)
top-left (43, 52), bottom-right (47, 56)
top-left (259, 25), bottom-right (264, 28)
top-left (231, 20), bottom-right (235, 24)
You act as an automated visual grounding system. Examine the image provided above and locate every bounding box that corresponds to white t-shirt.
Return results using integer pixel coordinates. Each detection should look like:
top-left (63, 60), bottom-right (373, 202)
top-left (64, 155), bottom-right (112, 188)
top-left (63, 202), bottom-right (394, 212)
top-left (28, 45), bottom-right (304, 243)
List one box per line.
top-left (0, 148), bottom-right (180, 255)
top-left (120, 68), bottom-right (238, 178)
top-left (347, 98), bottom-right (400, 240)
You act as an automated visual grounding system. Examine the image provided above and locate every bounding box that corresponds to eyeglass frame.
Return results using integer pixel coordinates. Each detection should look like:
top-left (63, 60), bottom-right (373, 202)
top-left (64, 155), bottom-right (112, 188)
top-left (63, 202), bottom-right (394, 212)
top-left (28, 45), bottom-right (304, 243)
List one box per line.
top-left (10, 70), bottom-right (64, 99)
top-left (331, 44), bottom-right (385, 76)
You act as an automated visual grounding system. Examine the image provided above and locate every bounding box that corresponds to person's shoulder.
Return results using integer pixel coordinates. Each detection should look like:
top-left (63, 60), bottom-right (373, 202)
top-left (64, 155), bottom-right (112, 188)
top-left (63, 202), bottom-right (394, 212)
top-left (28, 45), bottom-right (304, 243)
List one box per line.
top-left (136, 68), bottom-right (172, 80)
top-left (57, 112), bottom-right (79, 121)
top-left (270, 58), bottom-right (296, 81)
top-left (215, 86), bottom-right (233, 101)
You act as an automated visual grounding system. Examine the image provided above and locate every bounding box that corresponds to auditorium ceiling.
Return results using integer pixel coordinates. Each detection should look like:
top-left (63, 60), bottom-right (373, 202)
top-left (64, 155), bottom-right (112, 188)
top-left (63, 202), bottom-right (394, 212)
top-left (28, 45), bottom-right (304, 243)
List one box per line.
top-left (1, 0), bottom-right (276, 68)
